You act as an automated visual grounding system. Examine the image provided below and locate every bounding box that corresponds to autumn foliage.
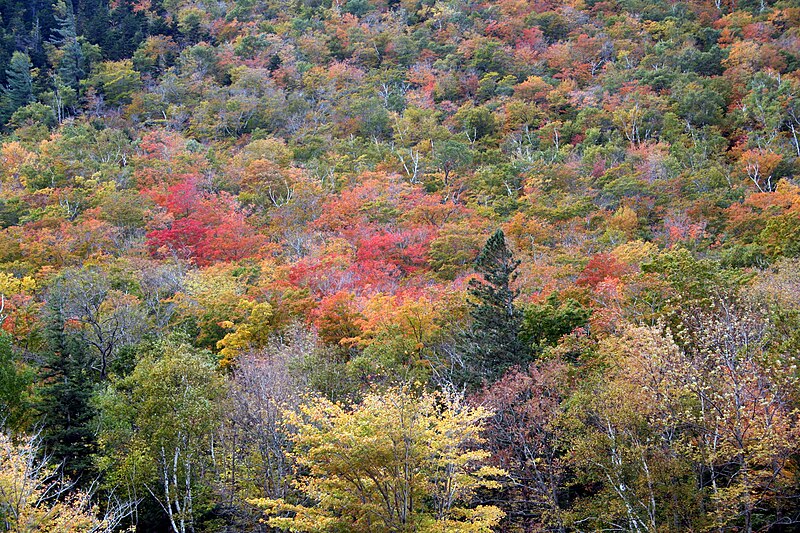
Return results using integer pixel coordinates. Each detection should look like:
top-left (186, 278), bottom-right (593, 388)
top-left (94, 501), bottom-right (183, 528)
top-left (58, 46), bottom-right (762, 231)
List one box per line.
top-left (0, 0), bottom-right (800, 530)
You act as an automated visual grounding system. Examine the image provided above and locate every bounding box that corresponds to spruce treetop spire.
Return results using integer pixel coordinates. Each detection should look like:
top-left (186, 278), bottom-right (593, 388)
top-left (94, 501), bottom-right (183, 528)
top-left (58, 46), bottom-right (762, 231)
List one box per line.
top-left (460, 229), bottom-right (527, 387)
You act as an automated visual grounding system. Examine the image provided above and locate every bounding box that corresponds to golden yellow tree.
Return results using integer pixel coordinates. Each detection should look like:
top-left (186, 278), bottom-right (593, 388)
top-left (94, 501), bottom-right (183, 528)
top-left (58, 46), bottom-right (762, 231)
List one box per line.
top-left (0, 432), bottom-right (132, 532)
top-left (253, 387), bottom-right (505, 532)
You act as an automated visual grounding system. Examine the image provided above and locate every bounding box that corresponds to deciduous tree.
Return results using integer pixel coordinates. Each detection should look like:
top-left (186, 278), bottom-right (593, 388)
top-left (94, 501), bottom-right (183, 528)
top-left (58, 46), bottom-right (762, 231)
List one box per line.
top-left (255, 387), bottom-right (505, 532)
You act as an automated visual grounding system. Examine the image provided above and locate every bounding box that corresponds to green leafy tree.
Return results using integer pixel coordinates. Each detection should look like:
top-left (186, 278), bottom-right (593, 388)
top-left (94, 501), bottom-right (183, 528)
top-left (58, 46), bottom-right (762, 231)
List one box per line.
top-left (95, 338), bottom-right (226, 533)
top-left (9, 102), bottom-right (57, 131)
top-left (759, 213), bottom-right (800, 258)
top-left (87, 60), bottom-right (142, 107)
top-left (46, 74), bottom-right (78, 123)
top-left (521, 293), bottom-right (591, 351)
top-left (433, 137), bottom-right (473, 187)
top-left (455, 105), bottom-right (497, 142)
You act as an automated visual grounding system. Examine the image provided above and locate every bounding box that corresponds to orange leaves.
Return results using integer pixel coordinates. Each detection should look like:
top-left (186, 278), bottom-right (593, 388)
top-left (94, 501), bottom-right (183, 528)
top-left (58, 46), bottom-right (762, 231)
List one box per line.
top-left (724, 181), bottom-right (800, 241)
top-left (737, 148), bottom-right (782, 192)
top-left (12, 218), bottom-right (118, 268)
top-left (310, 290), bottom-right (364, 347)
top-left (0, 141), bottom-right (33, 191)
top-left (131, 0), bottom-right (152, 13)
top-left (661, 211), bottom-right (707, 248)
top-left (133, 131), bottom-right (209, 189)
top-left (541, 33), bottom-right (607, 85)
top-left (314, 177), bottom-right (405, 233)
top-left (722, 40), bottom-right (786, 81)
top-left (512, 75), bottom-right (551, 103)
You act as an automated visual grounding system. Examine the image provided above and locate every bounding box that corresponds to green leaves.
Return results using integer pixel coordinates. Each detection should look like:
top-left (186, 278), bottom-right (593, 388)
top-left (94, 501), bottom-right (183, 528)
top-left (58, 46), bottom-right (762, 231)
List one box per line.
top-left (521, 293), bottom-right (590, 350)
top-left (95, 338), bottom-right (226, 531)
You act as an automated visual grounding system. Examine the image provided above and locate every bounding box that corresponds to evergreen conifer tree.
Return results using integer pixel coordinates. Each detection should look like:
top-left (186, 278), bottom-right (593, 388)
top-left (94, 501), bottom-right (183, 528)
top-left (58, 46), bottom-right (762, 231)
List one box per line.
top-left (35, 296), bottom-right (97, 482)
top-left (461, 229), bottom-right (527, 387)
top-left (52, 0), bottom-right (84, 90)
top-left (1, 51), bottom-right (34, 122)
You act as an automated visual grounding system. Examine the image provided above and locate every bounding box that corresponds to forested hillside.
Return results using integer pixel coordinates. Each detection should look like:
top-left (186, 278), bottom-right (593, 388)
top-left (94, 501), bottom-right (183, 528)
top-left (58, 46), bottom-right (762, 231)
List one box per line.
top-left (1, 0), bottom-right (800, 530)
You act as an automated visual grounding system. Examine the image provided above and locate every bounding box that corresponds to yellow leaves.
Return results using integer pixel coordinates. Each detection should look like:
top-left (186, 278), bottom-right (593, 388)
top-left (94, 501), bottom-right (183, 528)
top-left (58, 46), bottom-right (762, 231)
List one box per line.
top-left (0, 433), bottom-right (114, 532)
top-left (98, 290), bottom-right (142, 316)
top-left (643, 18), bottom-right (678, 40)
top-left (611, 239), bottom-right (657, 266)
top-left (174, 262), bottom-right (277, 350)
top-left (216, 300), bottom-right (275, 367)
top-left (233, 136), bottom-right (294, 169)
top-left (422, 505), bottom-right (506, 533)
top-left (608, 205), bottom-right (638, 238)
top-left (183, 263), bottom-right (247, 302)
top-left (746, 257), bottom-right (800, 311)
top-left (0, 272), bottom-right (36, 296)
top-left (503, 212), bottom-right (554, 252)
top-left (254, 387), bottom-right (505, 533)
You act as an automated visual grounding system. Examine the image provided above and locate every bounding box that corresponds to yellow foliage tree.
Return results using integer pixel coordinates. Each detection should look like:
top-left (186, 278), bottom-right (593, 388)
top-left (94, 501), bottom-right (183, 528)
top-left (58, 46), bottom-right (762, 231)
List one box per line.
top-left (0, 432), bottom-right (131, 532)
top-left (253, 387), bottom-right (505, 533)
top-left (216, 300), bottom-right (275, 367)
top-left (609, 205), bottom-right (638, 238)
top-left (0, 273), bottom-right (35, 297)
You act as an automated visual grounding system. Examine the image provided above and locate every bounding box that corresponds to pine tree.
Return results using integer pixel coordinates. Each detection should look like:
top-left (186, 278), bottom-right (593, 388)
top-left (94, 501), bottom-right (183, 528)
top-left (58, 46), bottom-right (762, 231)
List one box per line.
top-left (461, 229), bottom-right (527, 387)
top-left (0, 331), bottom-right (31, 430)
top-left (35, 296), bottom-right (97, 482)
top-left (1, 51), bottom-right (34, 122)
top-left (51, 0), bottom-right (84, 90)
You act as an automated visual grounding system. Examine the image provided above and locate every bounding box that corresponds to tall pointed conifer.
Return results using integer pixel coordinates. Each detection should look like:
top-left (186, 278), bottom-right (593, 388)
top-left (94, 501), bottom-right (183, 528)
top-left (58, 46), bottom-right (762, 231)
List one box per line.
top-left (463, 229), bottom-right (527, 386)
top-left (2, 51), bottom-right (34, 120)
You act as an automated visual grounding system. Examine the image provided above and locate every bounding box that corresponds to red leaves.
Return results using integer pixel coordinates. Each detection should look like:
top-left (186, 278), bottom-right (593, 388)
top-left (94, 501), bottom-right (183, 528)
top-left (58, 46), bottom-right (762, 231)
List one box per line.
top-left (160, 178), bottom-right (202, 217)
top-left (289, 228), bottom-right (432, 296)
top-left (146, 179), bottom-right (265, 266)
top-left (299, 175), bottom-right (437, 295)
top-left (576, 253), bottom-right (630, 288)
top-left (356, 229), bottom-right (430, 276)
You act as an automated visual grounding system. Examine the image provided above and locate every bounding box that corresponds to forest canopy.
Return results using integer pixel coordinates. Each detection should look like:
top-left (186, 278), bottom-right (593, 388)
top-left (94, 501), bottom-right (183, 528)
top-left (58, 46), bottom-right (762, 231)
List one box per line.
top-left (1, 0), bottom-right (800, 530)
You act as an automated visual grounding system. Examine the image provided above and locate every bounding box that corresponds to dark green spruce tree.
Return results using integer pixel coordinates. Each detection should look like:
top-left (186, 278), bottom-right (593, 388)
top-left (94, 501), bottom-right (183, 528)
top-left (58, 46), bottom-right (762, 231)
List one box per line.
top-left (461, 229), bottom-right (527, 387)
top-left (35, 295), bottom-right (98, 482)
top-left (52, 0), bottom-right (84, 90)
top-left (1, 51), bottom-right (34, 122)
